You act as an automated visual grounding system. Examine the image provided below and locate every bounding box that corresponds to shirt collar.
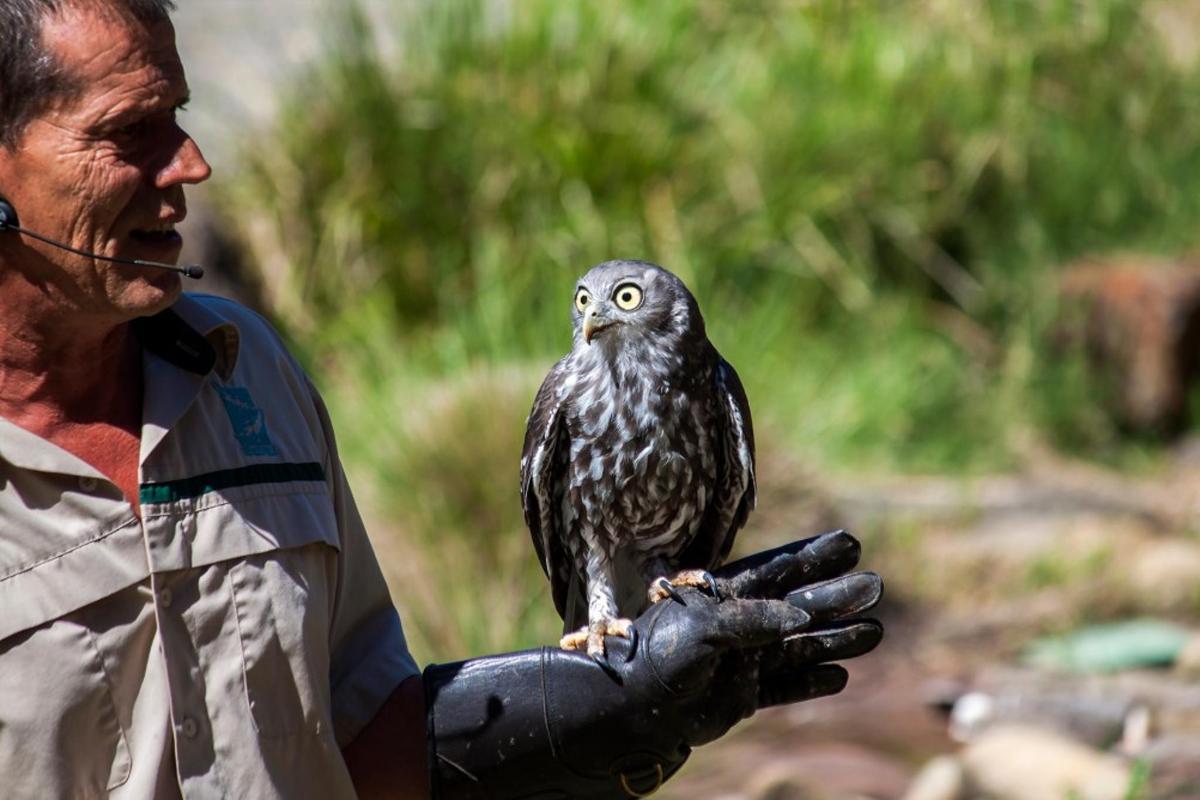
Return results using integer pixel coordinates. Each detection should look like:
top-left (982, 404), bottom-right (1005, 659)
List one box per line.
top-left (137, 293), bottom-right (244, 464)
top-left (134, 292), bottom-right (241, 381)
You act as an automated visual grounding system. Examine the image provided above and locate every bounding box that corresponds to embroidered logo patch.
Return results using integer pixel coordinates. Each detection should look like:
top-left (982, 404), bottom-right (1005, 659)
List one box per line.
top-left (214, 384), bottom-right (279, 457)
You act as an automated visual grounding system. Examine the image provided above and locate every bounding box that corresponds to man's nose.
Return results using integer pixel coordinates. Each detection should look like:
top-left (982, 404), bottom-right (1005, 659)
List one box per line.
top-left (155, 128), bottom-right (212, 188)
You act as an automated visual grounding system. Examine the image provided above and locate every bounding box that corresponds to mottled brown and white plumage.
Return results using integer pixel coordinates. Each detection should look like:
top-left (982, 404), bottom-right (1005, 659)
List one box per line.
top-left (520, 260), bottom-right (756, 656)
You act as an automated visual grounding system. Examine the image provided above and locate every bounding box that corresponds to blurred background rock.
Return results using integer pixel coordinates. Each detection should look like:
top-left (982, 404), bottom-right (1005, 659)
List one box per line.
top-left (171, 1), bottom-right (1200, 796)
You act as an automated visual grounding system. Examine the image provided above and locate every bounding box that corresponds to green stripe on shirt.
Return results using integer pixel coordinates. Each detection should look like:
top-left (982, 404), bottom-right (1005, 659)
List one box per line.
top-left (140, 462), bottom-right (326, 505)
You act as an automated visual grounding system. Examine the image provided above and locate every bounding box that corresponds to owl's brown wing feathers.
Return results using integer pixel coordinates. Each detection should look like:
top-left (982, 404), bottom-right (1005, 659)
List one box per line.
top-left (520, 360), bottom-right (574, 621)
top-left (679, 357), bottom-right (756, 569)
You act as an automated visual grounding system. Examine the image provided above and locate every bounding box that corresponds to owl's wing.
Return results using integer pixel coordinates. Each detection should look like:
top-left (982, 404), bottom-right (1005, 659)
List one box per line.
top-left (682, 356), bottom-right (757, 568)
top-left (520, 360), bottom-right (574, 621)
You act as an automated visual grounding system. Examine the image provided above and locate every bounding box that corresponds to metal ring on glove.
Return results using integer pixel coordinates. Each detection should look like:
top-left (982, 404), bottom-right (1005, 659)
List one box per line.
top-left (619, 763), bottom-right (664, 798)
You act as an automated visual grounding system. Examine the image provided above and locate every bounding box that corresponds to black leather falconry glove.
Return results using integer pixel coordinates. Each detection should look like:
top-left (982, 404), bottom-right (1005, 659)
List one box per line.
top-left (424, 529), bottom-right (883, 799)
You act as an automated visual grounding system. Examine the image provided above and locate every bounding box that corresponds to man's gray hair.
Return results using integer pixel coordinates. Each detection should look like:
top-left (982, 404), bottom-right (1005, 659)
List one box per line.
top-left (0, 0), bottom-right (175, 148)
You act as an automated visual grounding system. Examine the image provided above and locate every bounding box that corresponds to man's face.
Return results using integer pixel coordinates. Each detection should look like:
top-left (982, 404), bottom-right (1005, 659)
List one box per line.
top-left (0, 2), bottom-right (211, 322)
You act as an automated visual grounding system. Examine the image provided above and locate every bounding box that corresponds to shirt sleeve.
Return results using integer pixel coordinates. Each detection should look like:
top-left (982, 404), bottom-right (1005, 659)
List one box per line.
top-left (307, 377), bottom-right (421, 748)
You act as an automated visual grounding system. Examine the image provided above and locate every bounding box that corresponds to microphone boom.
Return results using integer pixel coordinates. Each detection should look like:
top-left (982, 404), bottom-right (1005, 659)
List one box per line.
top-left (0, 199), bottom-right (204, 279)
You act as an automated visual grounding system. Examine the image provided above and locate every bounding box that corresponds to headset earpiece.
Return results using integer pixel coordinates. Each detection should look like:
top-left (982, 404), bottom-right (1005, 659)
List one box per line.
top-left (0, 198), bottom-right (18, 230)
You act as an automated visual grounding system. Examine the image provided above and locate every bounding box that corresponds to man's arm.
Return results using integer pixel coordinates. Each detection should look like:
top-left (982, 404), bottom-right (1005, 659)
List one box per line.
top-left (343, 674), bottom-right (430, 800)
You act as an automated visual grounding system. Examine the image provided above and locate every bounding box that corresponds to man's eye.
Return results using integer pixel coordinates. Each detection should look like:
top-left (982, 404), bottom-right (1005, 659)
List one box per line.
top-left (114, 120), bottom-right (147, 138)
top-left (109, 105), bottom-right (184, 142)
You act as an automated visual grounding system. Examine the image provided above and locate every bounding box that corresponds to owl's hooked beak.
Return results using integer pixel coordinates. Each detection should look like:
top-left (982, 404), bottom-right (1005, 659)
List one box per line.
top-left (583, 306), bottom-right (616, 344)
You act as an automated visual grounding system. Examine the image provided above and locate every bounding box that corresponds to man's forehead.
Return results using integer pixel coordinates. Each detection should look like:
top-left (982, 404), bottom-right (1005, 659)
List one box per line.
top-left (40, 2), bottom-right (186, 103)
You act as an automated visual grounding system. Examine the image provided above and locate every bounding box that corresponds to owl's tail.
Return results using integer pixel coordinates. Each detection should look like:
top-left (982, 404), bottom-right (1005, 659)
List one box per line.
top-left (561, 575), bottom-right (587, 634)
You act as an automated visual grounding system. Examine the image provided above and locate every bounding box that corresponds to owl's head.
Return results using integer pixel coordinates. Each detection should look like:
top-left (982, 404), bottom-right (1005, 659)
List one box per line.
top-left (570, 260), bottom-right (705, 351)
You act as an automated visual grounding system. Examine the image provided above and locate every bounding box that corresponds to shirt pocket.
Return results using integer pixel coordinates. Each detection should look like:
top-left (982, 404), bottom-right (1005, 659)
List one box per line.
top-left (0, 517), bottom-right (144, 800)
top-left (219, 492), bottom-right (341, 740)
top-left (0, 612), bottom-right (132, 798)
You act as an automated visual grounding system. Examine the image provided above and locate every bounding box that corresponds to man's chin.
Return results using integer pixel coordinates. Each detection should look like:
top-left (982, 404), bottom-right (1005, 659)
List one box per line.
top-left (113, 269), bottom-right (184, 319)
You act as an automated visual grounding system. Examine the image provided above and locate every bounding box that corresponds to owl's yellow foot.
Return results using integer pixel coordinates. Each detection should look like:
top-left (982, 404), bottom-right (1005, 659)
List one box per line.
top-left (647, 569), bottom-right (721, 606)
top-left (560, 617), bottom-right (635, 659)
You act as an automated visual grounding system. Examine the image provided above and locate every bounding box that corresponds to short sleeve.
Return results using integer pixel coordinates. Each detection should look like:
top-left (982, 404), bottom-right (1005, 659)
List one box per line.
top-left (307, 378), bottom-right (421, 747)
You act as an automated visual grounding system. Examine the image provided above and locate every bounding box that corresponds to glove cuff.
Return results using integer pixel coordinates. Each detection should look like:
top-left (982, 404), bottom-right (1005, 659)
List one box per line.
top-left (425, 648), bottom-right (689, 799)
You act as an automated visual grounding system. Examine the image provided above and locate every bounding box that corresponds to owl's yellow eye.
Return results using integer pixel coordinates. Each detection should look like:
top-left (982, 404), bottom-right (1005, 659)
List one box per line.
top-left (613, 283), bottom-right (643, 311)
top-left (574, 288), bottom-right (592, 313)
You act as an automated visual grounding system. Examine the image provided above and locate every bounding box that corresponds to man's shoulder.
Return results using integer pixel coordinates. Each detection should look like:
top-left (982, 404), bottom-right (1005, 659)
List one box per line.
top-left (168, 293), bottom-right (332, 442)
top-left (175, 292), bottom-right (284, 346)
top-left (172, 292), bottom-right (304, 373)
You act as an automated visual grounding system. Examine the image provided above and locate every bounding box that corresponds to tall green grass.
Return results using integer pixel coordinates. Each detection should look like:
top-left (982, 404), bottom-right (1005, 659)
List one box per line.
top-left (219, 0), bottom-right (1200, 657)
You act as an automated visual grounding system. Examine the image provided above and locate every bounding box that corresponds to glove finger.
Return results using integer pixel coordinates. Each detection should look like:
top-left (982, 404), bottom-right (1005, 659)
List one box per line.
top-left (757, 664), bottom-right (849, 709)
top-left (715, 530), bottom-right (861, 600)
top-left (786, 571), bottom-right (882, 621)
top-left (705, 597), bottom-right (814, 648)
top-left (758, 620), bottom-right (883, 676)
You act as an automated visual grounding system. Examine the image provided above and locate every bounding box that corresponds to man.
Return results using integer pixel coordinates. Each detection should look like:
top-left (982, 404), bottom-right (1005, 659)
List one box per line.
top-left (0, 1), bottom-right (883, 798)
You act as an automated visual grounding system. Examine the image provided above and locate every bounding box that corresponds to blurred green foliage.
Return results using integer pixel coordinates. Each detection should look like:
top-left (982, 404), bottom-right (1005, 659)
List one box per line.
top-left (219, 0), bottom-right (1200, 658)
top-left (226, 0), bottom-right (1200, 465)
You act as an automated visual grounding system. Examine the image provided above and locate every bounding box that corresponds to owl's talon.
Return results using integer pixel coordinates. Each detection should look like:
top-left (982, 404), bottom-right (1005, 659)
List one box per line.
top-left (652, 576), bottom-right (687, 606)
top-left (703, 571), bottom-right (721, 601)
top-left (590, 650), bottom-right (619, 678)
top-left (649, 569), bottom-right (726, 606)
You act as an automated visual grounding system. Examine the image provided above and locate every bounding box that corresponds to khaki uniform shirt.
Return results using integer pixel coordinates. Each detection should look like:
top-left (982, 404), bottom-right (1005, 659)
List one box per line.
top-left (0, 294), bottom-right (419, 799)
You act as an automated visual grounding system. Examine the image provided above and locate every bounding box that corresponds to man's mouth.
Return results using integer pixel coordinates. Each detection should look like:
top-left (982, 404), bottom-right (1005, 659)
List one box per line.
top-left (130, 222), bottom-right (182, 245)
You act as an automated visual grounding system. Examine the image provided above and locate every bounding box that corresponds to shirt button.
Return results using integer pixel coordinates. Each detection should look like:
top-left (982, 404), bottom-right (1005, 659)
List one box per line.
top-left (180, 716), bottom-right (199, 739)
top-left (158, 588), bottom-right (173, 608)
top-left (78, 476), bottom-right (98, 492)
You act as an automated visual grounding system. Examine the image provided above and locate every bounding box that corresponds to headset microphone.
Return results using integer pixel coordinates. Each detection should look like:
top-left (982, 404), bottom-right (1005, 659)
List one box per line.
top-left (0, 198), bottom-right (204, 279)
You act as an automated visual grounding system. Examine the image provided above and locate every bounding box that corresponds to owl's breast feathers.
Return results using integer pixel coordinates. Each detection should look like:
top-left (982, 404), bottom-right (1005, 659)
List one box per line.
top-left (562, 343), bottom-right (720, 559)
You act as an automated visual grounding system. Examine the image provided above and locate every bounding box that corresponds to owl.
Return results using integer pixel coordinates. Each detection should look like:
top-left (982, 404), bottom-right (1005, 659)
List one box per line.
top-left (520, 260), bottom-right (756, 658)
